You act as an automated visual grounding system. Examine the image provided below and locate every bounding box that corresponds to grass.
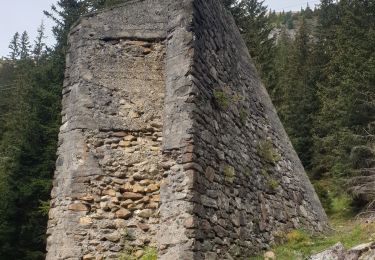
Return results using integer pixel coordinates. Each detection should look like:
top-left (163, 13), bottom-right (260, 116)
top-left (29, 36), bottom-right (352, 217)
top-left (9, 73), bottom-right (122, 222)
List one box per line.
top-left (119, 246), bottom-right (157, 260)
top-left (257, 140), bottom-right (282, 164)
top-left (213, 90), bottom-right (230, 110)
top-left (250, 221), bottom-right (375, 260)
top-left (250, 189), bottom-right (375, 260)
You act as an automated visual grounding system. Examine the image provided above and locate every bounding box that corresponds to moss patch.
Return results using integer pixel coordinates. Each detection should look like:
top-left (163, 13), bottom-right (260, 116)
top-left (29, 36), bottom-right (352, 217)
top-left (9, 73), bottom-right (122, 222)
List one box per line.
top-left (224, 165), bottom-right (236, 183)
top-left (268, 179), bottom-right (280, 190)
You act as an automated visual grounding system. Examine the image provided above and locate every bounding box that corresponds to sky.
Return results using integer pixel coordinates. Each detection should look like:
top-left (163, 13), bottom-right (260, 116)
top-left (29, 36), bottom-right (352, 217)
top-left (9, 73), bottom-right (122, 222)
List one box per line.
top-left (0, 0), bottom-right (321, 58)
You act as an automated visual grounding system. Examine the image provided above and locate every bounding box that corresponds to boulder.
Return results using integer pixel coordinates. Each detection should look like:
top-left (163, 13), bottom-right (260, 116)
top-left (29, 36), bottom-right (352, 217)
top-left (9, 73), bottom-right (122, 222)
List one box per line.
top-left (309, 242), bottom-right (375, 260)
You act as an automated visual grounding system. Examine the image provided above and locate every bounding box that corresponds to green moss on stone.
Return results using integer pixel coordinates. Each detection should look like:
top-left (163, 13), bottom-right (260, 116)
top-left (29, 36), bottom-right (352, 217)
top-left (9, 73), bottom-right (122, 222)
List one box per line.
top-left (268, 179), bottom-right (280, 190)
top-left (224, 165), bottom-right (235, 183)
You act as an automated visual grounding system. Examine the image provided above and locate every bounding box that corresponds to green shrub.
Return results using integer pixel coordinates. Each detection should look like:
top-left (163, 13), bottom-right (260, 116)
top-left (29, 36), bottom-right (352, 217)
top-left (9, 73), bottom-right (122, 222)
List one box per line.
top-left (350, 145), bottom-right (373, 169)
top-left (214, 90), bottom-right (230, 110)
top-left (313, 183), bottom-right (333, 213)
top-left (285, 230), bottom-right (310, 243)
top-left (257, 140), bottom-right (282, 164)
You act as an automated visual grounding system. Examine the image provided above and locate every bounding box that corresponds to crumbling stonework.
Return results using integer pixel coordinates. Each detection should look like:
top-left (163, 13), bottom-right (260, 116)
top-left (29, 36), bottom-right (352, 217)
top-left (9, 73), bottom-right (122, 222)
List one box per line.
top-left (46, 0), bottom-right (327, 259)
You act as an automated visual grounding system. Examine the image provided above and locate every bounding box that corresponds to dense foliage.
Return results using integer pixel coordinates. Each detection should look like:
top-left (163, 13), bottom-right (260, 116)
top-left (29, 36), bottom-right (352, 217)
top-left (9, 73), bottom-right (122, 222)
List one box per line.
top-left (267, 0), bottom-right (375, 214)
top-left (0, 0), bottom-right (374, 258)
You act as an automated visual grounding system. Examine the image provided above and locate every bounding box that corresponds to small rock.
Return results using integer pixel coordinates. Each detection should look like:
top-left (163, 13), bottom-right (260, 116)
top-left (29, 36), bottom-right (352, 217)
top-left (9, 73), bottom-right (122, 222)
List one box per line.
top-left (151, 194), bottom-right (160, 202)
top-left (100, 201), bottom-right (110, 211)
top-left (137, 209), bottom-right (153, 218)
top-left (93, 140), bottom-right (104, 147)
top-left (134, 250), bottom-right (144, 258)
top-left (102, 189), bottom-right (116, 197)
top-left (105, 231), bottom-right (121, 242)
top-left (79, 195), bottom-right (94, 202)
top-left (114, 219), bottom-right (127, 228)
top-left (119, 141), bottom-right (131, 147)
top-left (138, 223), bottom-right (150, 231)
top-left (79, 217), bottom-right (93, 225)
top-left (150, 122), bottom-right (162, 128)
top-left (124, 135), bottom-right (137, 141)
top-left (140, 179), bottom-right (152, 185)
top-left (122, 199), bottom-right (134, 206)
top-left (264, 251), bottom-right (275, 260)
top-left (123, 192), bottom-right (143, 200)
top-left (205, 166), bottom-right (215, 182)
top-left (132, 183), bottom-right (145, 193)
top-left (145, 184), bottom-right (159, 193)
top-left (184, 216), bottom-right (195, 229)
top-left (68, 203), bottom-right (89, 212)
top-left (147, 202), bottom-right (158, 209)
top-left (115, 208), bottom-right (132, 219)
top-left (112, 132), bottom-right (126, 137)
top-left (133, 173), bottom-right (145, 181)
top-left (121, 183), bottom-right (133, 192)
top-left (83, 254), bottom-right (95, 260)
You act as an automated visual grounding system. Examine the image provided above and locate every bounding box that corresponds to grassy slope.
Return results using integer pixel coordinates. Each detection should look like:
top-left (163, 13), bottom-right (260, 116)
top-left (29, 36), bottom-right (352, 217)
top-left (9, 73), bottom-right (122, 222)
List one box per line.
top-left (250, 190), bottom-right (375, 259)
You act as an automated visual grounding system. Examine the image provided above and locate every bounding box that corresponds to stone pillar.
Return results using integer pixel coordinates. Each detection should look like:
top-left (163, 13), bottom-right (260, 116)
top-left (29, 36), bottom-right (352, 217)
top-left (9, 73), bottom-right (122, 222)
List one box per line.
top-left (47, 0), bottom-right (327, 259)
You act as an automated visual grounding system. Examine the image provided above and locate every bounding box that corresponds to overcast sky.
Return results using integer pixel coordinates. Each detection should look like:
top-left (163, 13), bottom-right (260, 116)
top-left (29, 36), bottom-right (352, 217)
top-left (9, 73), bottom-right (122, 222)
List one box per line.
top-left (0, 0), bottom-right (321, 58)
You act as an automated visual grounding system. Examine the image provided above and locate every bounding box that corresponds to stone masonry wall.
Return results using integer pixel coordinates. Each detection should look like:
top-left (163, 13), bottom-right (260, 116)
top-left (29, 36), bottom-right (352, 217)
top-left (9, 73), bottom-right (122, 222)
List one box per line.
top-left (47, 0), bottom-right (327, 259)
top-left (178, 0), bottom-right (327, 258)
top-left (46, 1), bottom-right (169, 259)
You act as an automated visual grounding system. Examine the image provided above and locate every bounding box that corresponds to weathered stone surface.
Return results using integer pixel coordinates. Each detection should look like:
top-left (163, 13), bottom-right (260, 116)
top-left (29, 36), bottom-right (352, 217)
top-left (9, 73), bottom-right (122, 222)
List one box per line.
top-left (46, 0), bottom-right (327, 259)
top-left (46, 1), bottom-right (167, 259)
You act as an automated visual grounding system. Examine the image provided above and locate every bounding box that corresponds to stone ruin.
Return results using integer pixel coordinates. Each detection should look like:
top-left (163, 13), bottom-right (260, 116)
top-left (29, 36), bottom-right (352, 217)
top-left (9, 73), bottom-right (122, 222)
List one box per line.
top-left (46, 0), bottom-right (328, 259)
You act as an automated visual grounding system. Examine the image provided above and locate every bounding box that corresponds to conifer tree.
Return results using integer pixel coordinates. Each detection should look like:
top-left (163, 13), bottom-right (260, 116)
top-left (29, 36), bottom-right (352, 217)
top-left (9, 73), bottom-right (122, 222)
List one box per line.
top-left (33, 22), bottom-right (46, 60)
top-left (20, 31), bottom-right (31, 59)
top-left (236, 0), bottom-right (276, 90)
top-left (8, 32), bottom-right (20, 60)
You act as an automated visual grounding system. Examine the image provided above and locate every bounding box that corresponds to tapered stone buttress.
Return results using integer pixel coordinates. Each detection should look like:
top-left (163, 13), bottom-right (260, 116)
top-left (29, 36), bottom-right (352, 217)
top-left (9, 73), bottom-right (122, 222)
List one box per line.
top-left (46, 0), bottom-right (328, 259)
